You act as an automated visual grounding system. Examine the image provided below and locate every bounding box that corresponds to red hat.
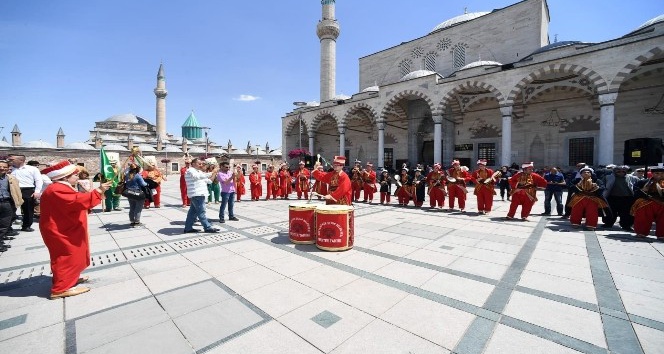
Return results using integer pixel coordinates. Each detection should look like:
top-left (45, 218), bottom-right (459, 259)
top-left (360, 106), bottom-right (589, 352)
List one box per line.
top-left (333, 156), bottom-right (346, 166)
top-left (477, 159), bottom-right (487, 166)
top-left (41, 160), bottom-right (78, 181)
top-left (452, 160), bottom-right (460, 166)
top-left (522, 162), bottom-right (534, 169)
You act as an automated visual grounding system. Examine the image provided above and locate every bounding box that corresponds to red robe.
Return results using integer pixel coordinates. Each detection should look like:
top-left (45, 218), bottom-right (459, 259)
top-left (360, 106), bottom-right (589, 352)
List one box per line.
top-left (312, 175), bottom-right (328, 199)
top-left (265, 170), bottom-right (279, 199)
top-left (507, 172), bottom-right (548, 218)
top-left (235, 172), bottom-right (246, 201)
top-left (362, 170), bottom-right (377, 201)
top-left (39, 182), bottom-right (103, 293)
top-left (295, 168), bottom-right (311, 199)
top-left (278, 169), bottom-right (292, 198)
top-left (312, 169), bottom-right (352, 205)
top-left (249, 171), bottom-right (262, 200)
top-left (447, 167), bottom-right (472, 209)
top-left (471, 168), bottom-right (496, 212)
top-left (179, 167), bottom-right (189, 206)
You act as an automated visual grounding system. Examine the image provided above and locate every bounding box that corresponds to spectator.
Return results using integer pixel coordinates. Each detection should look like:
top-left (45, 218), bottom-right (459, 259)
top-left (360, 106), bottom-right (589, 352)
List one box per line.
top-left (497, 166), bottom-right (511, 201)
top-left (183, 158), bottom-right (220, 233)
top-left (8, 154), bottom-right (43, 232)
top-left (142, 163), bottom-right (167, 208)
top-left (0, 160), bottom-right (23, 252)
top-left (124, 164), bottom-right (147, 227)
top-left (217, 161), bottom-right (240, 223)
top-left (104, 159), bottom-right (122, 212)
top-left (542, 167), bottom-right (566, 216)
top-left (602, 165), bottom-right (638, 231)
top-left (179, 158), bottom-right (191, 207)
top-left (206, 162), bottom-right (220, 204)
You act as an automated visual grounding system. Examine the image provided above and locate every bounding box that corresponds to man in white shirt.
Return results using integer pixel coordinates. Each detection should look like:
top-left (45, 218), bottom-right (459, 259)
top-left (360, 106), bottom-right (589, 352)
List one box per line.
top-left (8, 154), bottom-right (43, 232)
top-left (183, 158), bottom-right (220, 234)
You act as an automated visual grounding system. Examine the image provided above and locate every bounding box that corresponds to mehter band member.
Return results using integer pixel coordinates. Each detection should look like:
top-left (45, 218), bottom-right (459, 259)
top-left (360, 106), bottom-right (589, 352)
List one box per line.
top-left (631, 166), bottom-right (664, 239)
top-left (295, 161), bottom-right (311, 200)
top-left (312, 156), bottom-right (352, 205)
top-left (447, 160), bottom-right (471, 212)
top-left (471, 159), bottom-right (496, 215)
top-left (507, 162), bottom-right (547, 221)
top-left (426, 163), bottom-right (447, 209)
top-left (567, 167), bottom-right (610, 230)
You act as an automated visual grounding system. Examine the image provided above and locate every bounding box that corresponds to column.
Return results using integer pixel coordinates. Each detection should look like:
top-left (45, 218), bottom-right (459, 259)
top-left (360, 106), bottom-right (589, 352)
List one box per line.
top-left (432, 115), bottom-right (443, 164)
top-left (500, 106), bottom-right (513, 167)
top-left (598, 93), bottom-right (618, 166)
top-left (377, 121), bottom-right (385, 168)
top-left (308, 129), bottom-right (315, 156)
top-left (338, 124), bottom-right (346, 157)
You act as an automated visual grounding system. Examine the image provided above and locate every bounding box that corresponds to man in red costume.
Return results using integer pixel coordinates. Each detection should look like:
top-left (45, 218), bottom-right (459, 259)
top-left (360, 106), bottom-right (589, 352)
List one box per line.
top-left (294, 161), bottom-right (311, 199)
top-left (362, 162), bottom-right (377, 203)
top-left (568, 167), bottom-right (609, 230)
top-left (235, 165), bottom-right (246, 202)
top-left (396, 167), bottom-right (413, 206)
top-left (40, 161), bottom-right (112, 299)
top-left (471, 159), bottom-right (496, 215)
top-left (350, 160), bottom-right (363, 202)
top-left (631, 166), bottom-right (664, 239)
top-left (311, 165), bottom-right (328, 200)
top-left (179, 158), bottom-right (191, 207)
top-left (447, 160), bottom-right (471, 212)
top-left (248, 165), bottom-right (262, 201)
top-left (312, 156), bottom-right (352, 205)
top-left (265, 165), bottom-right (279, 200)
top-left (426, 163), bottom-right (447, 209)
top-left (278, 163), bottom-right (292, 199)
top-left (507, 162), bottom-right (548, 221)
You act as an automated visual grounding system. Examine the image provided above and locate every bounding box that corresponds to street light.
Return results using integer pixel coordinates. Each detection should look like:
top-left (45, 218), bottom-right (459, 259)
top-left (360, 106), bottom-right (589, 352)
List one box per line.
top-left (293, 102), bottom-right (307, 152)
top-left (202, 127), bottom-right (211, 156)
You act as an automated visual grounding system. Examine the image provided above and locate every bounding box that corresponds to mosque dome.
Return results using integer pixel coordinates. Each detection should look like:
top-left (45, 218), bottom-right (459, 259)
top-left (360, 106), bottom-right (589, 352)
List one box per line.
top-left (459, 60), bottom-right (502, 70)
top-left (104, 113), bottom-right (152, 124)
top-left (637, 14), bottom-right (664, 30)
top-left (100, 134), bottom-right (119, 141)
top-left (64, 142), bottom-right (96, 150)
top-left (431, 11), bottom-right (491, 33)
top-left (104, 144), bottom-right (129, 151)
top-left (23, 140), bottom-right (55, 149)
top-left (400, 70), bottom-right (439, 82)
top-left (361, 85), bottom-right (380, 93)
top-left (182, 112), bottom-right (200, 128)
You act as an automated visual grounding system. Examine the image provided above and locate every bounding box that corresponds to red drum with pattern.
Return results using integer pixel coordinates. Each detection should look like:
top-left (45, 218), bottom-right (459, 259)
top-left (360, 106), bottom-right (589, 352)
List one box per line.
top-left (315, 205), bottom-right (354, 251)
top-left (288, 202), bottom-right (317, 244)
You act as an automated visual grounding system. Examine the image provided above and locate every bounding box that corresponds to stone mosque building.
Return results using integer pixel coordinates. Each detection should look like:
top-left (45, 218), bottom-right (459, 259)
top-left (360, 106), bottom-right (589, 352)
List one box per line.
top-left (1, 64), bottom-right (282, 174)
top-left (282, 0), bottom-right (664, 171)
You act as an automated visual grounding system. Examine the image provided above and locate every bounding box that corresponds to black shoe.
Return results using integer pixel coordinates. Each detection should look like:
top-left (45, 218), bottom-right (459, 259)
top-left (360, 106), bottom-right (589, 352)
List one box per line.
top-left (204, 228), bottom-right (220, 233)
top-left (540, 213), bottom-right (551, 216)
top-left (0, 246), bottom-right (7, 252)
top-left (601, 224), bottom-right (613, 228)
top-left (0, 243), bottom-right (11, 248)
top-left (6, 231), bottom-right (18, 236)
top-left (2, 236), bottom-right (15, 241)
top-left (229, 217), bottom-right (239, 221)
top-left (219, 219), bottom-right (225, 223)
top-left (21, 227), bottom-right (34, 232)
top-left (621, 227), bottom-right (634, 232)
top-left (184, 228), bottom-right (201, 233)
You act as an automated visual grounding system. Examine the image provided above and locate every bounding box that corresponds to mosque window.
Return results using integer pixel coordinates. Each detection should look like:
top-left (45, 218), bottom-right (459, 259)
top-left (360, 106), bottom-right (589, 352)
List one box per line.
top-left (399, 59), bottom-right (413, 77)
top-left (437, 38), bottom-right (451, 51)
top-left (568, 137), bottom-right (594, 166)
top-left (452, 44), bottom-right (466, 68)
top-left (383, 148), bottom-right (394, 169)
top-left (424, 51), bottom-right (438, 71)
top-left (477, 143), bottom-right (496, 166)
top-left (411, 47), bottom-right (424, 58)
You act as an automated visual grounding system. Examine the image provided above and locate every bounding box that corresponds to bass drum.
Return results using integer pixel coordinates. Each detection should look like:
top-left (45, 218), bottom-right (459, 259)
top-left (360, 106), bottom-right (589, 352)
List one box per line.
top-left (315, 205), bottom-right (354, 251)
top-left (288, 202), bottom-right (317, 244)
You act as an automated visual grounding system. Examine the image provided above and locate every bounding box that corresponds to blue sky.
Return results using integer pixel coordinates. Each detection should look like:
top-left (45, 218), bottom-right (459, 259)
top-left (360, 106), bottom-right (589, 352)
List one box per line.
top-left (1, 0), bottom-right (662, 150)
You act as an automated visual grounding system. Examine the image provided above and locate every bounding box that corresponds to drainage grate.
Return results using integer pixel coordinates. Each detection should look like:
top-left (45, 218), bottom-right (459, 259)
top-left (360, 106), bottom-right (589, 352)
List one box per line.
top-left (0, 264), bottom-right (50, 284)
top-left (90, 252), bottom-right (127, 267)
top-left (244, 226), bottom-right (279, 236)
top-left (170, 238), bottom-right (214, 250)
top-left (272, 221), bottom-right (289, 229)
top-left (124, 245), bottom-right (172, 259)
top-left (206, 232), bottom-right (244, 243)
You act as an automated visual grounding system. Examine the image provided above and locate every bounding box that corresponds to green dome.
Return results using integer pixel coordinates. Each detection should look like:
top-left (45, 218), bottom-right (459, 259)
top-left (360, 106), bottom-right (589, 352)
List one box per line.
top-left (182, 112), bottom-right (201, 128)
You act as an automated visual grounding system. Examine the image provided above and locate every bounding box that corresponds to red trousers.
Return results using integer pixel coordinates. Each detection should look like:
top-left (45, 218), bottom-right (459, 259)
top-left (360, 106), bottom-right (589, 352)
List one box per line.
top-left (397, 188), bottom-right (411, 205)
top-left (429, 187), bottom-right (445, 207)
top-left (266, 183), bottom-right (279, 199)
top-left (475, 187), bottom-right (494, 212)
top-left (250, 185), bottom-right (261, 200)
top-left (380, 192), bottom-right (391, 204)
top-left (180, 182), bottom-right (189, 206)
top-left (363, 185), bottom-right (375, 201)
top-left (297, 190), bottom-right (309, 199)
top-left (570, 198), bottom-right (599, 228)
top-left (507, 193), bottom-right (535, 218)
top-left (144, 185), bottom-right (161, 207)
top-left (448, 184), bottom-right (466, 209)
top-left (352, 185), bottom-right (362, 201)
top-left (634, 202), bottom-right (664, 237)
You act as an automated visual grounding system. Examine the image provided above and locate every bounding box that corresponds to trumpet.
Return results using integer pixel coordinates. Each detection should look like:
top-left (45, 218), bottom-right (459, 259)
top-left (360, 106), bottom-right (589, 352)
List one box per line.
top-left (394, 175), bottom-right (402, 188)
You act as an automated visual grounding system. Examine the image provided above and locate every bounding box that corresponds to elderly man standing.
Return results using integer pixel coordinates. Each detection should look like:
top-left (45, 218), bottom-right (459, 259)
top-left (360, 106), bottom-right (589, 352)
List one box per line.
top-left (9, 154), bottom-right (43, 232)
top-left (183, 158), bottom-right (220, 234)
top-left (0, 160), bottom-right (23, 252)
top-left (602, 165), bottom-right (639, 231)
top-left (542, 167), bottom-right (566, 216)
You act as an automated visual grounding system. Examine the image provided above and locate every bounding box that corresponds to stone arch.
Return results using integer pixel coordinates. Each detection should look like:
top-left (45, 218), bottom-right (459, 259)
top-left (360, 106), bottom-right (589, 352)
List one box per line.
top-left (311, 109), bottom-right (340, 131)
top-left (342, 102), bottom-right (379, 126)
top-left (284, 115), bottom-right (309, 134)
top-left (380, 90), bottom-right (435, 120)
top-left (506, 64), bottom-right (608, 106)
top-left (436, 81), bottom-right (505, 115)
top-left (609, 46), bottom-right (663, 92)
top-left (559, 115), bottom-right (599, 133)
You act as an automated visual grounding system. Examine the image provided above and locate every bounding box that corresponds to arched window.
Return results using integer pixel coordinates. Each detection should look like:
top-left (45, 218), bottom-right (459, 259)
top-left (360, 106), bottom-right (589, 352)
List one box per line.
top-left (399, 59), bottom-right (413, 77)
top-left (453, 45), bottom-right (466, 69)
top-left (424, 52), bottom-right (437, 71)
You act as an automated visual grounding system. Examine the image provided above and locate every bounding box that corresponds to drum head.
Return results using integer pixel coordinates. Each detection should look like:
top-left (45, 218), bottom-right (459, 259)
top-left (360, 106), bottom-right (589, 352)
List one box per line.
top-left (289, 202), bottom-right (317, 210)
top-left (316, 205), bottom-right (354, 212)
top-left (447, 177), bottom-right (457, 183)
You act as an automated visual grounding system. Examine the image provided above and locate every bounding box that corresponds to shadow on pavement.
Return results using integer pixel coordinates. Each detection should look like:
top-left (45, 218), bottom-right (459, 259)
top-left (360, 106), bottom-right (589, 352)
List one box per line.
top-left (0, 275), bottom-right (51, 298)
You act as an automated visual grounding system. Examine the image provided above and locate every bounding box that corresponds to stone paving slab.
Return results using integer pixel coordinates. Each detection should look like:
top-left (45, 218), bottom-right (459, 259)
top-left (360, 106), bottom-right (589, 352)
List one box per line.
top-left (0, 178), bottom-right (663, 353)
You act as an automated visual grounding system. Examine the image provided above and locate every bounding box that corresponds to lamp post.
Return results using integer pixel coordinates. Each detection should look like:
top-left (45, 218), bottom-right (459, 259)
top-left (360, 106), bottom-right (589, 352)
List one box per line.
top-left (293, 101), bottom-right (307, 152)
top-left (202, 127), bottom-right (211, 157)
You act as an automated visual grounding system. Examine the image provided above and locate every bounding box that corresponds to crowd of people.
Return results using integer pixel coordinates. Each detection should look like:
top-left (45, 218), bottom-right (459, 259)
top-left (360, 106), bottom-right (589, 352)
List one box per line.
top-left (1, 151), bottom-right (663, 300)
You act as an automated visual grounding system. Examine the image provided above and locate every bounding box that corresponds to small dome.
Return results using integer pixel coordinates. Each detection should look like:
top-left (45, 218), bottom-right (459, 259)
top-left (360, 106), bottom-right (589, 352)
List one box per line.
top-left (161, 146), bottom-right (183, 153)
top-left (100, 134), bottom-right (119, 141)
top-left (332, 94), bottom-right (351, 100)
top-left (361, 85), bottom-right (379, 93)
top-left (104, 144), bottom-right (129, 151)
top-left (137, 145), bottom-right (156, 152)
top-left (431, 11), bottom-right (490, 33)
top-left (64, 142), bottom-right (96, 150)
top-left (637, 14), bottom-right (664, 30)
top-left (270, 149), bottom-right (282, 156)
top-left (23, 140), bottom-right (55, 149)
top-left (104, 113), bottom-right (139, 123)
top-left (459, 60), bottom-right (502, 70)
top-left (187, 147), bottom-right (206, 153)
top-left (130, 136), bottom-right (146, 143)
top-left (400, 70), bottom-right (439, 82)
top-left (182, 112), bottom-right (201, 128)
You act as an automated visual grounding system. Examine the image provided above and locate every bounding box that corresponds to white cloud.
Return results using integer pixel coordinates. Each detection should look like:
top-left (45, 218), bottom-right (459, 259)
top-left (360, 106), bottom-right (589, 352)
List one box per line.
top-left (233, 94), bottom-right (260, 102)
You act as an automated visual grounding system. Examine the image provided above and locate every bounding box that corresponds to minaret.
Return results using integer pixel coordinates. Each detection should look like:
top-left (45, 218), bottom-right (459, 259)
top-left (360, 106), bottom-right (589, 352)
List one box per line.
top-left (317, 0), bottom-right (340, 102)
top-left (56, 127), bottom-right (65, 148)
top-left (154, 63), bottom-right (168, 140)
top-left (11, 124), bottom-right (21, 146)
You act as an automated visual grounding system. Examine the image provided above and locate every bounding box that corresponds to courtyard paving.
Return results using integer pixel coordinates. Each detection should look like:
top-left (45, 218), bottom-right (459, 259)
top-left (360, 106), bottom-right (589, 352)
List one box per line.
top-left (0, 178), bottom-right (663, 353)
